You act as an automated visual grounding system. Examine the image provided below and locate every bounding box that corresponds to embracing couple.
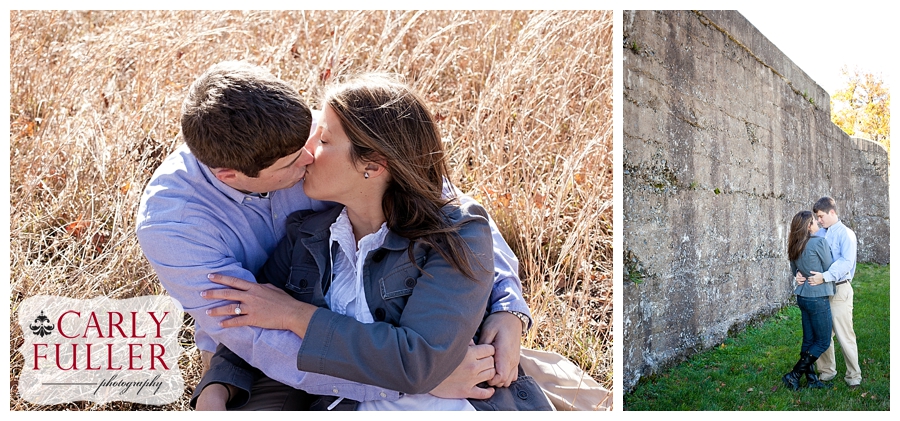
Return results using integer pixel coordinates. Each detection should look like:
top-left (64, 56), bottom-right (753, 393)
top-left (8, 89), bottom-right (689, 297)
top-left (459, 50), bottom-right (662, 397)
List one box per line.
top-left (136, 61), bottom-right (552, 410)
top-left (782, 197), bottom-right (861, 390)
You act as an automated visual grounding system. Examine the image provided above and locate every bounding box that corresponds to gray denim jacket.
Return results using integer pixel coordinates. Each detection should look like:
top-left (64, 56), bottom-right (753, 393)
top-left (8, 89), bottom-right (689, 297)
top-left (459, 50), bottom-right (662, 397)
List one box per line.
top-left (194, 201), bottom-right (551, 410)
top-left (791, 236), bottom-right (835, 298)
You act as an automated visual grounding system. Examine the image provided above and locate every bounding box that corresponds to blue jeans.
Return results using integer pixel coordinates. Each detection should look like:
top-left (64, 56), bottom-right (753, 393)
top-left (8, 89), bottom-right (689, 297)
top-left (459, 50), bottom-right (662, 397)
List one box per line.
top-left (797, 295), bottom-right (833, 357)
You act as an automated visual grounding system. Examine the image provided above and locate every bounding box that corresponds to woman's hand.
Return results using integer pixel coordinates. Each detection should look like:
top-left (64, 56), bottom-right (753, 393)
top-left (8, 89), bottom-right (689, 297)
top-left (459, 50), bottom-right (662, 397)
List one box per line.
top-left (200, 274), bottom-right (318, 339)
top-left (430, 340), bottom-right (496, 399)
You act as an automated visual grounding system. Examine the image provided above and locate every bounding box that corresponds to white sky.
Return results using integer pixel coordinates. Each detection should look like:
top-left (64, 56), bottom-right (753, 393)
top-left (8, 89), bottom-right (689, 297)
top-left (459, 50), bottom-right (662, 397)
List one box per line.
top-left (739, 8), bottom-right (894, 96)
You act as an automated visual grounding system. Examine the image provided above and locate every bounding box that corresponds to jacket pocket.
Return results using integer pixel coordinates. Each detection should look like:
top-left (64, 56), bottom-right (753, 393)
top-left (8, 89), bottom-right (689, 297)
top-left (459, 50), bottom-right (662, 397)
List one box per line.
top-left (286, 264), bottom-right (318, 295)
top-left (379, 263), bottom-right (420, 300)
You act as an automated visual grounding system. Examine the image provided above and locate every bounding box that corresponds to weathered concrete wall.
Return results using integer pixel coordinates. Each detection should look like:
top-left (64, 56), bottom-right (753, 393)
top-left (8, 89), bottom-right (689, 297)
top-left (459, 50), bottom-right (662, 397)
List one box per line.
top-left (622, 10), bottom-right (889, 391)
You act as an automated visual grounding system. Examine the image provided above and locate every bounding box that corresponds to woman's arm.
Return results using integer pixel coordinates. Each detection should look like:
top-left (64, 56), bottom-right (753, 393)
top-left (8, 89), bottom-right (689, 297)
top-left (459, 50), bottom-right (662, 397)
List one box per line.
top-left (297, 202), bottom-right (494, 394)
top-left (203, 204), bottom-right (496, 396)
top-left (198, 210), bottom-right (403, 403)
top-left (210, 204), bottom-right (493, 393)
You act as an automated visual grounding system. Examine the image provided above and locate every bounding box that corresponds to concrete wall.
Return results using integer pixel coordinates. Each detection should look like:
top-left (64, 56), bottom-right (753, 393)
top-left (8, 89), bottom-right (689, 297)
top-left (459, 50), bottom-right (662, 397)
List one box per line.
top-left (622, 10), bottom-right (889, 391)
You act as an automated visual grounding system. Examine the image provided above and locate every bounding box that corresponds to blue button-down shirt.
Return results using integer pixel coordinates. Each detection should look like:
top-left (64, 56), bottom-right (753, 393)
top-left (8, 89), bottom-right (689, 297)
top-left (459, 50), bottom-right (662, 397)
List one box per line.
top-left (135, 144), bottom-right (531, 402)
top-left (814, 220), bottom-right (857, 283)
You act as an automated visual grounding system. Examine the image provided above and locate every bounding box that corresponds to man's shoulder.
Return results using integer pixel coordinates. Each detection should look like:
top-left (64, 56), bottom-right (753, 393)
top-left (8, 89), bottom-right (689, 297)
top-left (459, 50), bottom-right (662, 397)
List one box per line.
top-left (136, 145), bottom-right (218, 228)
top-left (833, 220), bottom-right (857, 240)
top-left (142, 144), bottom-right (203, 191)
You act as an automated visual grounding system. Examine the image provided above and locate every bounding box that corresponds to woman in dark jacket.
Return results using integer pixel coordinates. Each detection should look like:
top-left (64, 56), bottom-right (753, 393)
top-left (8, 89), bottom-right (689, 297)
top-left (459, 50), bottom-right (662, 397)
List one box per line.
top-left (198, 74), bottom-right (549, 410)
top-left (781, 210), bottom-right (834, 390)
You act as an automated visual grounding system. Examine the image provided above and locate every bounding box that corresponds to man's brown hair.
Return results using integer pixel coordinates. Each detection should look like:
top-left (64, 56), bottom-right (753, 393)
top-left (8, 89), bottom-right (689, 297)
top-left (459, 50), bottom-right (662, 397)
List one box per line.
top-left (813, 196), bottom-right (837, 215)
top-left (181, 61), bottom-right (311, 177)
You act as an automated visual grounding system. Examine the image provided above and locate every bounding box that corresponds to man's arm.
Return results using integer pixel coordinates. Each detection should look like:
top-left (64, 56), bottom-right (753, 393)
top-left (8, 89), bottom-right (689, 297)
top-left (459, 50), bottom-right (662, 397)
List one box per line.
top-left (456, 192), bottom-right (531, 387)
top-left (136, 219), bottom-right (400, 402)
top-left (811, 227), bottom-right (857, 284)
top-left (294, 201), bottom-right (496, 394)
top-left (450, 188), bottom-right (531, 319)
top-left (823, 228), bottom-right (856, 283)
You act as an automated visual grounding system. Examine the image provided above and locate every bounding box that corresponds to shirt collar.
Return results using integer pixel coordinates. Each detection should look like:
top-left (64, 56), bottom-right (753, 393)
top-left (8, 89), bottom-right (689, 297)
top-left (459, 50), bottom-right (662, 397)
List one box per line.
top-left (329, 208), bottom-right (389, 252)
top-left (198, 162), bottom-right (262, 204)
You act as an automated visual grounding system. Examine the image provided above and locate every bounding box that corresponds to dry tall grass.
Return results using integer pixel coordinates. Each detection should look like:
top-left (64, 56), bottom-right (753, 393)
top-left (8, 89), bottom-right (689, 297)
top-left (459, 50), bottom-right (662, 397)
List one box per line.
top-left (9, 10), bottom-right (613, 410)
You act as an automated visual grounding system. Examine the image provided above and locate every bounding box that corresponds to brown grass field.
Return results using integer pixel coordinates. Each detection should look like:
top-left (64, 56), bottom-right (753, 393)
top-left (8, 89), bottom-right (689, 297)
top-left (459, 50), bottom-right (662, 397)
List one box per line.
top-left (9, 10), bottom-right (613, 410)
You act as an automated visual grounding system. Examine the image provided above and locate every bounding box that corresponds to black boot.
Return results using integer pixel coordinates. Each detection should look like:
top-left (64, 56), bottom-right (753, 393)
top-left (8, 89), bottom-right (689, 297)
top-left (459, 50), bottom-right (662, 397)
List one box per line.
top-left (802, 352), bottom-right (830, 389)
top-left (782, 355), bottom-right (805, 391)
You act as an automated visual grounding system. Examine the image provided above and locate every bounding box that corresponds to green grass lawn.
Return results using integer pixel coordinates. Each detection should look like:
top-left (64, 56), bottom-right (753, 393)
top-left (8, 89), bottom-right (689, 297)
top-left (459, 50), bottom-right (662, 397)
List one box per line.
top-left (626, 263), bottom-right (890, 410)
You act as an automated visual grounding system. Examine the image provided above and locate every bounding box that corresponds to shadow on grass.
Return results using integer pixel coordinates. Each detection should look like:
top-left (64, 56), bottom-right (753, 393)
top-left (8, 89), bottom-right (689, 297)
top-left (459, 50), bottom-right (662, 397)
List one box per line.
top-left (625, 263), bottom-right (889, 411)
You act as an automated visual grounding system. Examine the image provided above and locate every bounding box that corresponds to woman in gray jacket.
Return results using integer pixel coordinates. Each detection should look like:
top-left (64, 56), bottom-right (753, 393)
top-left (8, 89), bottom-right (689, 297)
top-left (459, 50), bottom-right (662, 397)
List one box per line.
top-left (198, 74), bottom-right (549, 410)
top-left (781, 210), bottom-right (834, 390)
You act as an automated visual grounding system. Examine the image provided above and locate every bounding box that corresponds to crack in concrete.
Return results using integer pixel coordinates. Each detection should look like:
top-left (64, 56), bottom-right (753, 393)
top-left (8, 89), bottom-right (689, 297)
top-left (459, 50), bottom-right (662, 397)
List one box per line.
top-left (692, 10), bottom-right (823, 112)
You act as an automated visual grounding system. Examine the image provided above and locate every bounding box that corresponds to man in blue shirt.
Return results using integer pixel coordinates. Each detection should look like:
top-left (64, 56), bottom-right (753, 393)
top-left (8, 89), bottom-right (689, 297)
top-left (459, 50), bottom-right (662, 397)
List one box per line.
top-left (136, 61), bottom-right (533, 409)
top-left (799, 196), bottom-right (861, 387)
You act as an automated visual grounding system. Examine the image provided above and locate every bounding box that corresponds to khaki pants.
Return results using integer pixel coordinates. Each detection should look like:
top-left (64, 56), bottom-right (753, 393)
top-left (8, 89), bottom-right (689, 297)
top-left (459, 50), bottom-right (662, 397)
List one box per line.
top-left (519, 348), bottom-right (611, 410)
top-left (815, 282), bottom-right (862, 385)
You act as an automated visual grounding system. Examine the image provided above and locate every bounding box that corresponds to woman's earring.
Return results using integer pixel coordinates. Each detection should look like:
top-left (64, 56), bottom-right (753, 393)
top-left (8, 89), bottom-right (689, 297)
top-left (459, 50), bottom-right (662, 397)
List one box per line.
top-left (364, 172), bottom-right (369, 179)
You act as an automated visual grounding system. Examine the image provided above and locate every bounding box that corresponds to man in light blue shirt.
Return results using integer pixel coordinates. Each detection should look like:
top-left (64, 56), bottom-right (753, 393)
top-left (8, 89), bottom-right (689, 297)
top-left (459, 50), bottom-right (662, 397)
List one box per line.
top-left (800, 196), bottom-right (861, 387)
top-left (136, 61), bottom-right (532, 409)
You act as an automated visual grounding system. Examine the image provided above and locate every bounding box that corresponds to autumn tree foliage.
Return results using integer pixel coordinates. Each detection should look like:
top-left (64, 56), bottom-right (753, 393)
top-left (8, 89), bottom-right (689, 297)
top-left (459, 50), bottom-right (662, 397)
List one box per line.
top-left (830, 67), bottom-right (890, 153)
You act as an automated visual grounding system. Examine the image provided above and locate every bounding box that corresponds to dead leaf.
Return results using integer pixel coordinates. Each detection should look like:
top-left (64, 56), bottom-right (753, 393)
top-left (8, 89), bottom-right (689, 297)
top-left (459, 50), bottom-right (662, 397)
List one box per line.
top-left (23, 121), bottom-right (35, 137)
top-left (64, 215), bottom-right (90, 238)
top-left (574, 172), bottom-right (586, 184)
top-left (497, 192), bottom-right (511, 208)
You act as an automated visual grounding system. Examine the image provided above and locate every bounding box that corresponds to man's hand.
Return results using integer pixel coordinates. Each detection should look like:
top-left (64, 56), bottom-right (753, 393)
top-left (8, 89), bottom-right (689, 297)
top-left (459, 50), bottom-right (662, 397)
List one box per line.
top-left (808, 271), bottom-right (825, 286)
top-left (795, 271), bottom-right (806, 285)
top-left (195, 383), bottom-right (229, 411)
top-left (430, 341), bottom-right (496, 399)
top-left (479, 311), bottom-right (523, 387)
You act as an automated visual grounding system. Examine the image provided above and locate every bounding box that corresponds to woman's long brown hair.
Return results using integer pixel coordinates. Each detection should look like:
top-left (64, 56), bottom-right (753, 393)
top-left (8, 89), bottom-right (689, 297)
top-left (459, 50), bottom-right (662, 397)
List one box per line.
top-left (787, 210), bottom-right (815, 261)
top-left (324, 73), bottom-right (484, 280)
